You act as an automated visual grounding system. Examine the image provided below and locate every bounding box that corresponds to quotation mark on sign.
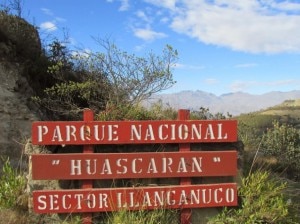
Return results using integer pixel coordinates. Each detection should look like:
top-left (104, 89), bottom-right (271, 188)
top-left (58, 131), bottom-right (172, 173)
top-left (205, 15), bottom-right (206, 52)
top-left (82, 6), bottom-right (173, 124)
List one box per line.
top-left (52, 160), bottom-right (60, 165)
top-left (213, 157), bottom-right (221, 163)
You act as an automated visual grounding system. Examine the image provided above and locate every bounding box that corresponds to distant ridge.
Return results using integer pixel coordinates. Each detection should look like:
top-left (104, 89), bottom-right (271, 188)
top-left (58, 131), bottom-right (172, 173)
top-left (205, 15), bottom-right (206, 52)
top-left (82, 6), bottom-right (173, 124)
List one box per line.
top-left (143, 90), bottom-right (300, 115)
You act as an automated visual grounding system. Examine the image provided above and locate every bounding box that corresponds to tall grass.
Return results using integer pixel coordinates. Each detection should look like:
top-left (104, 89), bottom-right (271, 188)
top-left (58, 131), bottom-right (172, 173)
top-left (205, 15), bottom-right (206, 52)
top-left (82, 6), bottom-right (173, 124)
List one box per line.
top-left (0, 157), bottom-right (26, 209)
top-left (208, 170), bottom-right (299, 223)
top-left (106, 207), bottom-right (180, 224)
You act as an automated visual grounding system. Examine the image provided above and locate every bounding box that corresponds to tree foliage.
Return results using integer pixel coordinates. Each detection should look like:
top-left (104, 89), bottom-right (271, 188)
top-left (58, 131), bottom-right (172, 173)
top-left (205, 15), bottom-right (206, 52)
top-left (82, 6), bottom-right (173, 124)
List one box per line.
top-left (74, 39), bottom-right (178, 105)
top-left (33, 80), bottom-right (108, 120)
top-left (34, 39), bottom-right (178, 120)
top-left (46, 40), bottom-right (74, 81)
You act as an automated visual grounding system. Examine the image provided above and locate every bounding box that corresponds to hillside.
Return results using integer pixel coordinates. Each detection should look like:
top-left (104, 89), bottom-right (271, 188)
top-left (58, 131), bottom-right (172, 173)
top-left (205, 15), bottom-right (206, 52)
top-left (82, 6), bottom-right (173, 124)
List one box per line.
top-left (237, 99), bottom-right (300, 131)
top-left (144, 90), bottom-right (300, 115)
top-left (260, 99), bottom-right (300, 117)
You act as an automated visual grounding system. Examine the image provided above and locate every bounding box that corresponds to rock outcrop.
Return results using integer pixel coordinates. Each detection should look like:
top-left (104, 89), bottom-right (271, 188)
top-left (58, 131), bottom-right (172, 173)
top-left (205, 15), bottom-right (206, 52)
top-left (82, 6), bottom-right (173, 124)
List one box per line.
top-left (0, 61), bottom-right (39, 169)
top-left (0, 12), bottom-right (42, 169)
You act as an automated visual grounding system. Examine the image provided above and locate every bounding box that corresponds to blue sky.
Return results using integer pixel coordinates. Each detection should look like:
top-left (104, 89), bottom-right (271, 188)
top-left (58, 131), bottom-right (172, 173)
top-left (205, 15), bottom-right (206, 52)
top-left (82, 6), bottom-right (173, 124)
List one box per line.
top-left (20, 0), bottom-right (300, 96)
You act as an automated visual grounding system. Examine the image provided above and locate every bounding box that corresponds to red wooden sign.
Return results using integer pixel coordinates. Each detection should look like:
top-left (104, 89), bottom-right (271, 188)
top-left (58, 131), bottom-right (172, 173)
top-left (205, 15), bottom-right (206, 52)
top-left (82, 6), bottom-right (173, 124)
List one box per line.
top-left (33, 183), bottom-right (237, 214)
top-left (32, 151), bottom-right (237, 180)
top-left (30, 110), bottom-right (238, 224)
top-left (31, 120), bottom-right (237, 145)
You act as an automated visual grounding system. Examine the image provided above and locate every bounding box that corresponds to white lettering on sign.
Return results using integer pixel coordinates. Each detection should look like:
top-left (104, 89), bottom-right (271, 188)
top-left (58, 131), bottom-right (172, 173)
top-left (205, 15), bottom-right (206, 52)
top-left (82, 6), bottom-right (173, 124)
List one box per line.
top-left (33, 184), bottom-right (237, 213)
top-left (65, 125), bottom-right (76, 141)
top-left (31, 152), bottom-right (237, 180)
top-left (36, 124), bottom-right (119, 143)
top-left (131, 158), bottom-right (142, 174)
top-left (116, 187), bottom-right (236, 209)
top-left (37, 126), bottom-right (48, 142)
top-left (36, 193), bottom-right (109, 211)
top-left (129, 123), bottom-right (228, 141)
top-left (116, 158), bottom-right (128, 174)
top-left (69, 157), bottom-right (203, 176)
top-left (34, 122), bottom-right (231, 144)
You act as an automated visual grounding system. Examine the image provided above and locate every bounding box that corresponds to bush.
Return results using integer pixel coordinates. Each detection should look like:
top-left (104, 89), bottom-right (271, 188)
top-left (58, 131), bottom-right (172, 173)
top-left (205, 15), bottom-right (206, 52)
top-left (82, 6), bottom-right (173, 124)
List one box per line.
top-left (238, 121), bottom-right (262, 151)
top-left (33, 80), bottom-right (108, 120)
top-left (0, 157), bottom-right (26, 209)
top-left (208, 171), bottom-right (298, 223)
top-left (261, 121), bottom-right (300, 180)
top-left (0, 11), bottom-right (41, 61)
top-left (97, 101), bottom-right (178, 121)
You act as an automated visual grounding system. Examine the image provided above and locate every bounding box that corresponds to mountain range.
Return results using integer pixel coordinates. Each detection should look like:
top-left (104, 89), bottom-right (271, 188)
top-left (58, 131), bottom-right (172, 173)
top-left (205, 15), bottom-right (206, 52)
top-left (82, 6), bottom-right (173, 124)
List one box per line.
top-left (143, 90), bottom-right (300, 115)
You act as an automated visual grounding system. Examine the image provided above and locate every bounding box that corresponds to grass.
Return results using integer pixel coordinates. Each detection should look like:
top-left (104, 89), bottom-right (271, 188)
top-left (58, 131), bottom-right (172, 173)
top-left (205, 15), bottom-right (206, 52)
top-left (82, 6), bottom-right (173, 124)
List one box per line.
top-left (0, 157), bottom-right (26, 209)
top-left (208, 170), bottom-right (299, 223)
top-left (106, 207), bottom-right (180, 224)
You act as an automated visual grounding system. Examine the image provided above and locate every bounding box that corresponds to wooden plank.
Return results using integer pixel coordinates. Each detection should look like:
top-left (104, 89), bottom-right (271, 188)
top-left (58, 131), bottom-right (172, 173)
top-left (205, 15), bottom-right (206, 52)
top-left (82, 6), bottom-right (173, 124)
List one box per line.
top-left (31, 120), bottom-right (237, 145)
top-left (32, 151), bottom-right (237, 180)
top-left (178, 109), bottom-right (192, 224)
top-left (33, 183), bottom-right (238, 214)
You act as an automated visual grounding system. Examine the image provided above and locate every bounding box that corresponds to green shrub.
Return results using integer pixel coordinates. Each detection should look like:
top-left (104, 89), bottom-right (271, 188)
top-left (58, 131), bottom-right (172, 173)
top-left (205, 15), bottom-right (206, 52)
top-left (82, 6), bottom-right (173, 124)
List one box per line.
top-left (97, 103), bottom-right (155, 121)
top-left (97, 101), bottom-right (178, 121)
top-left (238, 121), bottom-right (262, 151)
top-left (32, 80), bottom-right (108, 120)
top-left (261, 121), bottom-right (300, 180)
top-left (208, 171), bottom-right (298, 223)
top-left (0, 157), bottom-right (26, 209)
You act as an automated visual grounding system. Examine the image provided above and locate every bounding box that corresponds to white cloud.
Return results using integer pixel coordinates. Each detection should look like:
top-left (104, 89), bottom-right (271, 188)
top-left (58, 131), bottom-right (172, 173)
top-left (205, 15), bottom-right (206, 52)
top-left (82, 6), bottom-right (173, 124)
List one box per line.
top-left (55, 17), bottom-right (67, 23)
top-left (229, 79), bottom-right (300, 92)
top-left (176, 63), bottom-right (205, 70)
top-left (144, 0), bottom-right (300, 54)
top-left (230, 80), bottom-right (254, 92)
top-left (119, 0), bottom-right (130, 11)
top-left (266, 79), bottom-right (298, 87)
top-left (269, 1), bottom-right (300, 12)
top-left (129, 4), bottom-right (171, 42)
top-left (160, 16), bottom-right (170, 23)
top-left (40, 21), bottom-right (57, 32)
top-left (106, 0), bottom-right (130, 11)
top-left (204, 78), bottom-right (218, 85)
top-left (136, 10), bottom-right (152, 23)
top-left (133, 28), bottom-right (167, 41)
top-left (134, 44), bottom-right (146, 51)
top-left (41, 8), bottom-right (54, 16)
top-left (235, 63), bottom-right (258, 68)
top-left (144, 0), bottom-right (177, 10)
top-left (40, 8), bottom-right (66, 32)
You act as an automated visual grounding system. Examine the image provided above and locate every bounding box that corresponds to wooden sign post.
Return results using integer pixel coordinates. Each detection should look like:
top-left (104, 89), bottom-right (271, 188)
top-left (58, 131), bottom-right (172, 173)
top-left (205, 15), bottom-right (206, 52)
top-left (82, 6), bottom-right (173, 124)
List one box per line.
top-left (31, 109), bottom-right (238, 224)
top-left (178, 109), bottom-right (192, 224)
top-left (82, 109), bottom-right (94, 224)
